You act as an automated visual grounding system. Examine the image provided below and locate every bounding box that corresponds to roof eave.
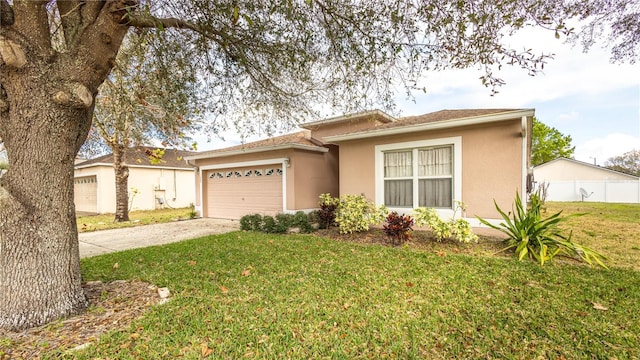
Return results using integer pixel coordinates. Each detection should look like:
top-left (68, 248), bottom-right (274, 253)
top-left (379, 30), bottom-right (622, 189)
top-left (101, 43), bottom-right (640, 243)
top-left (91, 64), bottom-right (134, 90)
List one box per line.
top-left (299, 109), bottom-right (396, 129)
top-left (185, 143), bottom-right (328, 161)
top-left (324, 109), bottom-right (535, 142)
top-left (74, 162), bottom-right (194, 170)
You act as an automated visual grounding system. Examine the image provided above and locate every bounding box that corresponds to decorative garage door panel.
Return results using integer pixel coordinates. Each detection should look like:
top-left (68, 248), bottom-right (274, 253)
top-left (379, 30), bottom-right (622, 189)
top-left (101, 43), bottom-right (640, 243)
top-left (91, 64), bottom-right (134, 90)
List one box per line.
top-left (206, 166), bottom-right (283, 219)
top-left (74, 176), bottom-right (97, 213)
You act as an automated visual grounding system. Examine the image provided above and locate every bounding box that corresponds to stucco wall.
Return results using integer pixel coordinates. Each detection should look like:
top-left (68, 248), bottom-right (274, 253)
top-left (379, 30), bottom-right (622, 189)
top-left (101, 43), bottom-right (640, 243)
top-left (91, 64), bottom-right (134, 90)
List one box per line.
top-left (534, 159), bottom-right (638, 181)
top-left (291, 147), bottom-right (339, 209)
top-left (337, 119), bottom-right (525, 219)
top-left (74, 166), bottom-right (196, 214)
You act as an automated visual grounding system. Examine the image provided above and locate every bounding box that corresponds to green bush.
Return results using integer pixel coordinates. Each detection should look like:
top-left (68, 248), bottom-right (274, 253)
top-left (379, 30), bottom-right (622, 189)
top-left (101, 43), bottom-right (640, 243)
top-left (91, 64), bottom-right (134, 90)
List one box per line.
top-left (261, 215), bottom-right (288, 234)
top-left (335, 194), bottom-right (387, 234)
top-left (239, 214), bottom-right (264, 231)
top-left (307, 210), bottom-right (320, 225)
top-left (477, 192), bottom-right (607, 267)
top-left (414, 207), bottom-right (478, 243)
top-left (292, 211), bottom-right (314, 233)
top-left (275, 213), bottom-right (294, 228)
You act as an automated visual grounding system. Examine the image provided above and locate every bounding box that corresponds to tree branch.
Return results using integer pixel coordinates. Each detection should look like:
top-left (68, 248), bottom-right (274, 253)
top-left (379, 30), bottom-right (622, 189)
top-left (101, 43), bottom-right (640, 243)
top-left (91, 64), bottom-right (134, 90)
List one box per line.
top-left (56, 1), bottom-right (83, 49)
top-left (121, 14), bottom-right (228, 48)
top-left (11, 1), bottom-right (52, 57)
top-left (0, 0), bottom-right (14, 26)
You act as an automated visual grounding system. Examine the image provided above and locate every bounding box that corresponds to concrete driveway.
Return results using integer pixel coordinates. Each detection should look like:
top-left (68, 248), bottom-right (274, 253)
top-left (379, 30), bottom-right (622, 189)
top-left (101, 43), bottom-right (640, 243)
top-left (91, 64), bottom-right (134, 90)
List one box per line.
top-left (79, 218), bottom-right (239, 258)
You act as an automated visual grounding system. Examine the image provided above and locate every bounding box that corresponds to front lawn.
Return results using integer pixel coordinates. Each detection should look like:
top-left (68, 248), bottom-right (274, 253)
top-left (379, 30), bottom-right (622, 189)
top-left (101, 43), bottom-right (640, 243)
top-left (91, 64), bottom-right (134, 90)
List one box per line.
top-left (45, 232), bottom-right (640, 358)
top-left (545, 202), bottom-right (640, 270)
top-left (76, 207), bottom-right (195, 233)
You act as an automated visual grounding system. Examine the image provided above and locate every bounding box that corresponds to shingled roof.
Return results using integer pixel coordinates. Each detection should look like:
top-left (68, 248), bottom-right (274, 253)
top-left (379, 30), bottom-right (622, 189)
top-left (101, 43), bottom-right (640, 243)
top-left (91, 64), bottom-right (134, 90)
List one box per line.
top-left (185, 131), bottom-right (327, 160)
top-left (75, 147), bottom-right (196, 169)
top-left (323, 108), bottom-right (533, 141)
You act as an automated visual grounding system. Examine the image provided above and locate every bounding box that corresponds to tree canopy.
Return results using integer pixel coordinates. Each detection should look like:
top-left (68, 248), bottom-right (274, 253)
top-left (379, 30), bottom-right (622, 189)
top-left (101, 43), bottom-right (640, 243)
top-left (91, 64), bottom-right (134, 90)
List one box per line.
top-left (532, 118), bottom-right (575, 166)
top-left (605, 149), bottom-right (640, 176)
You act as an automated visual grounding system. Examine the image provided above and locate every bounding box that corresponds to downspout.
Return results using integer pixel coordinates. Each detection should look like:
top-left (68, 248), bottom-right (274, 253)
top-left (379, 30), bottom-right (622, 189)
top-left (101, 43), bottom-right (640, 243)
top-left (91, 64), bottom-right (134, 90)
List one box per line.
top-left (521, 115), bottom-right (529, 201)
top-left (186, 158), bottom-right (202, 216)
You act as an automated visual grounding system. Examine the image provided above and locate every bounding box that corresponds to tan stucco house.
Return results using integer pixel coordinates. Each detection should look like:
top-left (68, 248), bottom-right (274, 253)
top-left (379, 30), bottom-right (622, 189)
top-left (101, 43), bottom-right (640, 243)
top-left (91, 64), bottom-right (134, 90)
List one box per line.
top-left (186, 108), bottom-right (534, 222)
top-left (74, 147), bottom-right (196, 214)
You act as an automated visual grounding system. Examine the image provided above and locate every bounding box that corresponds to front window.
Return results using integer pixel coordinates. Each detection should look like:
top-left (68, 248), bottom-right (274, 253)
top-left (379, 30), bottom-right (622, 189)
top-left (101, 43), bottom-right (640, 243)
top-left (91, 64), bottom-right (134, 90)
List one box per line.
top-left (418, 146), bottom-right (452, 208)
top-left (383, 145), bottom-right (454, 209)
top-left (383, 150), bottom-right (413, 207)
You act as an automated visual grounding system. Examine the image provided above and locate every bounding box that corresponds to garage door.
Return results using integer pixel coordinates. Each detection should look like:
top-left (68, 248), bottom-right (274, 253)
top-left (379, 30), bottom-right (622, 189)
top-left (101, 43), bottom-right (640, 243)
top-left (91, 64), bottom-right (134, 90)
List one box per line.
top-left (206, 165), bottom-right (283, 219)
top-left (74, 176), bottom-right (97, 214)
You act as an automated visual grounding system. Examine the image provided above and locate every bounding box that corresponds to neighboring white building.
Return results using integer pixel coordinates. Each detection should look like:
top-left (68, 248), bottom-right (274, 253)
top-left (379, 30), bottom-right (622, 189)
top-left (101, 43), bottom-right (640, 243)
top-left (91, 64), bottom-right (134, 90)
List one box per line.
top-left (74, 147), bottom-right (196, 214)
top-left (533, 157), bottom-right (640, 203)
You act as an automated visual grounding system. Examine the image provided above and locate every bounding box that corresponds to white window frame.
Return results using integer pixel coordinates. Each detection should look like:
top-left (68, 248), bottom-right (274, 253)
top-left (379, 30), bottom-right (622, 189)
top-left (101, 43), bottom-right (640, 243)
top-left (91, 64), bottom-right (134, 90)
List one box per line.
top-left (375, 136), bottom-right (462, 219)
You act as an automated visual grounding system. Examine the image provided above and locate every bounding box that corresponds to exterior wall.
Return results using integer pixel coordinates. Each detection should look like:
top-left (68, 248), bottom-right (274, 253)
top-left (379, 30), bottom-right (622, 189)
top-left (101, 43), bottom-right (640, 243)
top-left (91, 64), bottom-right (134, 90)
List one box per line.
top-left (74, 165), bottom-right (196, 214)
top-left (534, 159), bottom-right (639, 203)
top-left (74, 166), bottom-right (113, 214)
top-left (128, 167), bottom-right (196, 211)
top-left (337, 119), bottom-right (524, 219)
top-left (192, 148), bottom-right (338, 217)
top-left (534, 159), bottom-right (637, 181)
top-left (291, 147), bottom-right (339, 210)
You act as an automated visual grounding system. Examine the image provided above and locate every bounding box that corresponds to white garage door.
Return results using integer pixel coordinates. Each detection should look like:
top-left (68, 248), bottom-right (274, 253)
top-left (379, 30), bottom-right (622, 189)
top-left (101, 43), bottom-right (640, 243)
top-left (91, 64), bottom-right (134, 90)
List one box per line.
top-left (74, 176), bottom-right (97, 214)
top-left (206, 166), bottom-right (283, 219)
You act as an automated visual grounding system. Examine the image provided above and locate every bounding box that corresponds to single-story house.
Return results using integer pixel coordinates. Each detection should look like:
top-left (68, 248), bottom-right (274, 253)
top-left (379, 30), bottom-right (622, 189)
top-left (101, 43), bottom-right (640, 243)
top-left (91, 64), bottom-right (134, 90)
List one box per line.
top-left (533, 157), bottom-right (640, 203)
top-left (186, 108), bottom-right (534, 223)
top-left (74, 147), bottom-right (197, 214)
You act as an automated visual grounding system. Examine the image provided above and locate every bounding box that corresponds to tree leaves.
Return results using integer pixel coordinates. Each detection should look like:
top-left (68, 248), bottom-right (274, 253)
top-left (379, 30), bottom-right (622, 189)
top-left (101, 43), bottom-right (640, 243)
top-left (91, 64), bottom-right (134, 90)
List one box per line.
top-left (532, 118), bottom-right (575, 166)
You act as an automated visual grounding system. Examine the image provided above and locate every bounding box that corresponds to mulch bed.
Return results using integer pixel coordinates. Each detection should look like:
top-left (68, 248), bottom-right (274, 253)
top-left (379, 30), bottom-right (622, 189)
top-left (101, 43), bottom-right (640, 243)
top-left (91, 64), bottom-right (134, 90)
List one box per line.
top-left (0, 280), bottom-right (164, 359)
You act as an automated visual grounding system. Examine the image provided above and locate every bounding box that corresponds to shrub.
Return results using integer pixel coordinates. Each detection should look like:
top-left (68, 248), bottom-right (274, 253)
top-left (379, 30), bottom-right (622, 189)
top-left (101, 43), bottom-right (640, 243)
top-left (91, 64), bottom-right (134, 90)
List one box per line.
top-left (317, 193), bottom-right (339, 229)
top-left (275, 213), bottom-right (294, 228)
top-left (292, 211), bottom-right (314, 233)
top-left (188, 203), bottom-right (198, 219)
top-left (261, 215), bottom-right (288, 234)
top-left (477, 192), bottom-right (607, 267)
top-left (335, 194), bottom-right (387, 234)
top-left (239, 214), bottom-right (263, 231)
top-left (307, 210), bottom-right (320, 224)
top-left (383, 212), bottom-right (414, 245)
top-left (414, 207), bottom-right (478, 243)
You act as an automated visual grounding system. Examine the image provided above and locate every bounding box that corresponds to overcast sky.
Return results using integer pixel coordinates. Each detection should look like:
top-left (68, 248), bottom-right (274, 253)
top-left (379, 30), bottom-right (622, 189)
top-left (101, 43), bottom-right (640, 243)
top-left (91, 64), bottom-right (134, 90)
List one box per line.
top-left (197, 27), bottom-right (639, 167)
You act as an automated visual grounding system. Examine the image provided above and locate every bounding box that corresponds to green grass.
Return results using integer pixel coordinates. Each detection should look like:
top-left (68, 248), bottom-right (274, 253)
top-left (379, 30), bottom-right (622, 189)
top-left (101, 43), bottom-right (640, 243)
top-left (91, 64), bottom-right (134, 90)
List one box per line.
top-left (544, 202), bottom-right (640, 270)
top-left (49, 231), bottom-right (640, 358)
top-left (77, 207), bottom-right (195, 233)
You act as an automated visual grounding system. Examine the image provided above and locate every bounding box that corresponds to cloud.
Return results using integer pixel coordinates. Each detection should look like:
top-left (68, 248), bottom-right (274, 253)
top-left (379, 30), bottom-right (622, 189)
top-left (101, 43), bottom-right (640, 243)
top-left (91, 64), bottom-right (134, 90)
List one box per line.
top-left (555, 111), bottom-right (580, 122)
top-left (574, 133), bottom-right (640, 165)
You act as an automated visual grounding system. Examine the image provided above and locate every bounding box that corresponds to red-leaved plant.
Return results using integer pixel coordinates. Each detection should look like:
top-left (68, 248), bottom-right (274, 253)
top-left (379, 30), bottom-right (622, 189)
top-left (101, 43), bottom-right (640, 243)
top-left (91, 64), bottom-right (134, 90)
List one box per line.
top-left (383, 212), bottom-right (414, 246)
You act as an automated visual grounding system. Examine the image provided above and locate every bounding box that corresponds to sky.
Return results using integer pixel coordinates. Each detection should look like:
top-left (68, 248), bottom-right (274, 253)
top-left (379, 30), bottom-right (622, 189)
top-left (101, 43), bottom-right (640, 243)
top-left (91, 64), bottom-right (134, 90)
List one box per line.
top-left (197, 27), bottom-right (639, 167)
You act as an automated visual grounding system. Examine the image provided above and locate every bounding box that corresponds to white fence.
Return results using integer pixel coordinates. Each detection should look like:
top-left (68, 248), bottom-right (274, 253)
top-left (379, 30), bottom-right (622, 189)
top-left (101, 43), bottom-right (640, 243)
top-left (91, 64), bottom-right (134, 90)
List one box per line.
top-left (542, 180), bottom-right (640, 203)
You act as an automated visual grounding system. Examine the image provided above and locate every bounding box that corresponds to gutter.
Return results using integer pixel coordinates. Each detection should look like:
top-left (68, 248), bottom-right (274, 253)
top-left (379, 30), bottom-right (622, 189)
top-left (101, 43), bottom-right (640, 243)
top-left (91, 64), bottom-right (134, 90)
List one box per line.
top-left (184, 143), bottom-right (328, 161)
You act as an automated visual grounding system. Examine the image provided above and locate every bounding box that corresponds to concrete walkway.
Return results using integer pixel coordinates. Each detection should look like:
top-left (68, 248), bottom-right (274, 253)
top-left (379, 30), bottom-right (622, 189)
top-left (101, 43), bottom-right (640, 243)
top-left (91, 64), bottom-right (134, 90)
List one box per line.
top-left (79, 218), bottom-right (239, 258)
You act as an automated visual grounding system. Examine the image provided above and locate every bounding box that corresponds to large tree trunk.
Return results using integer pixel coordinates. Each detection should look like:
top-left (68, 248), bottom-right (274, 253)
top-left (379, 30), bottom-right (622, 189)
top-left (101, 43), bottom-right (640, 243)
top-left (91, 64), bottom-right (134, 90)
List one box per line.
top-left (0, 0), bottom-right (130, 329)
top-left (113, 144), bottom-right (130, 222)
top-left (0, 80), bottom-right (92, 330)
